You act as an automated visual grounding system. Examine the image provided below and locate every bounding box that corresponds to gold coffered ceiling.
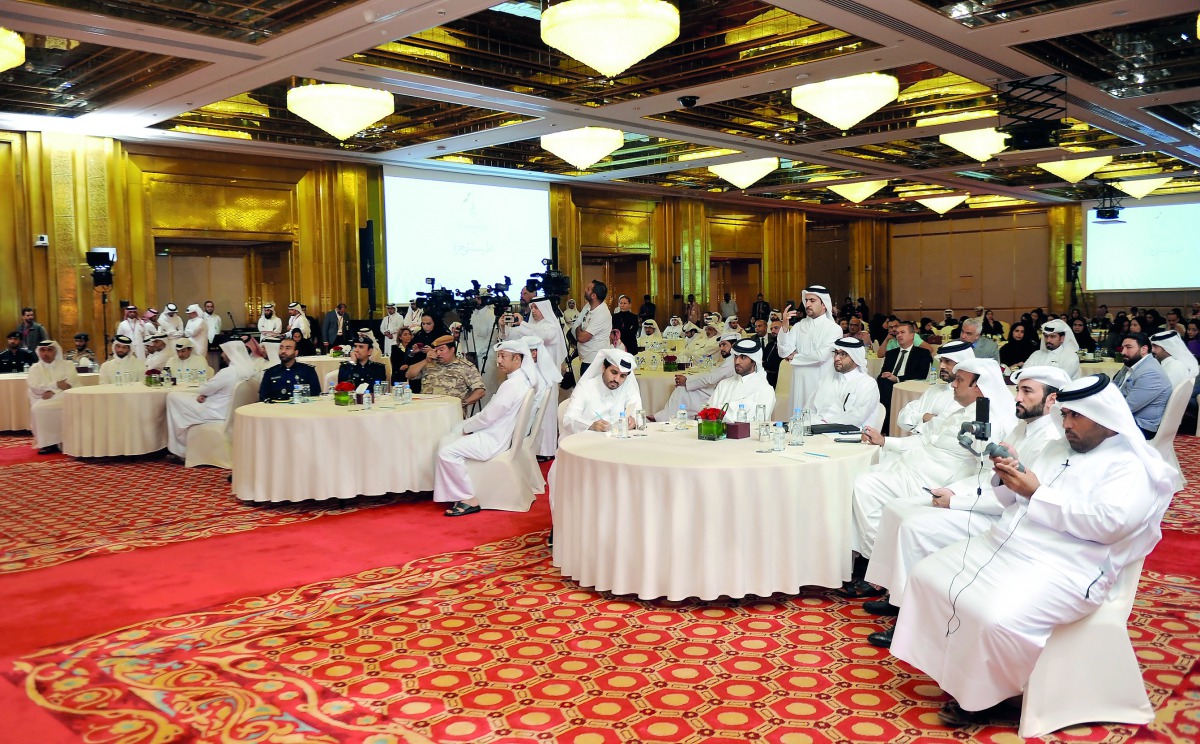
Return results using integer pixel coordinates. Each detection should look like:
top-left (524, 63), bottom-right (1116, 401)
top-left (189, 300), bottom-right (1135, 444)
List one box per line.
top-left (2, 0), bottom-right (1200, 215)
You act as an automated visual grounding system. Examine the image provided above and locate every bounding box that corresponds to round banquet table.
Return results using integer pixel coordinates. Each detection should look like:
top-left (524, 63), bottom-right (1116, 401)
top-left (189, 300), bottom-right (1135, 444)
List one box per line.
top-left (1079, 359), bottom-right (1123, 378)
top-left (635, 370), bottom-right (681, 416)
top-left (551, 426), bottom-right (878, 600)
top-left (232, 394), bottom-right (462, 502)
top-left (62, 382), bottom-right (185, 457)
top-left (298, 355), bottom-right (392, 392)
top-left (0, 372), bottom-right (99, 432)
top-left (888, 380), bottom-right (937, 437)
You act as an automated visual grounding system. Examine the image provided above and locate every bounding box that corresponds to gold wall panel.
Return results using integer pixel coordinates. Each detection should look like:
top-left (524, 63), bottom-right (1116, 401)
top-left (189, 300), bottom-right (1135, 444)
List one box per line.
top-left (579, 208), bottom-right (653, 252)
top-left (146, 179), bottom-right (296, 235)
top-left (763, 211), bottom-right (806, 310)
top-left (1047, 204), bottom-right (1081, 314)
top-left (708, 215), bottom-right (765, 257)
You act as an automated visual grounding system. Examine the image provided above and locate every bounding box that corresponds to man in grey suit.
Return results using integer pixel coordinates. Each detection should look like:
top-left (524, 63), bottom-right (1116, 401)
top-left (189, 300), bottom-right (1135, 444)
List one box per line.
top-left (958, 317), bottom-right (999, 362)
top-left (1116, 331), bottom-right (1172, 438)
top-left (321, 303), bottom-right (350, 350)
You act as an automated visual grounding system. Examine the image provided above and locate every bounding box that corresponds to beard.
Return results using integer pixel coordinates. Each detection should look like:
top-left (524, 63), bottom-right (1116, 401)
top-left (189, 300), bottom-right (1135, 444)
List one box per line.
top-left (1015, 400), bottom-right (1045, 420)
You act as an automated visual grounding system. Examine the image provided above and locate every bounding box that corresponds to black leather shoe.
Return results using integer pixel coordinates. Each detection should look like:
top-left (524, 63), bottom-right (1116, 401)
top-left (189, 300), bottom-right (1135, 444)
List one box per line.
top-left (867, 627), bottom-right (894, 648)
top-left (864, 598), bottom-right (899, 616)
top-left (836, 579), bottom-right (886, 599)
top-left (937, 700), bottom-right (1020, 728)
top-left (547, 529), bottom-right (553, 547)
top-left (37, 445), bottom-right (59, 455)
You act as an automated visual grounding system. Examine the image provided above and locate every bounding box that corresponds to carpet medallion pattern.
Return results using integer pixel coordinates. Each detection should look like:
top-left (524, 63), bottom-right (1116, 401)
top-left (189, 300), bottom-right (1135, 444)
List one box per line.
top-left (0, 459), bottom-right (412, 573)
top-left (11, 532), bottom-right (1200, 744)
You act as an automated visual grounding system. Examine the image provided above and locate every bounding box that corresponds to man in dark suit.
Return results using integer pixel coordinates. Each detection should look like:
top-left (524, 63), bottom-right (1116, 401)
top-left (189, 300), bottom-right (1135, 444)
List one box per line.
top-left (321, 303), bottom-right (350, 350)
top-left (877, 320), bottom-right (933, 430)
top-left (750, 293), bottom-right (771, 325)
top-left (754, 318), bottom-right (782, 388)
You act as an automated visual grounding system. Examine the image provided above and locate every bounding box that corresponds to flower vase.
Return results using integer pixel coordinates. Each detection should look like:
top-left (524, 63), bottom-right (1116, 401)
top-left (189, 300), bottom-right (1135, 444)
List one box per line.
top-left (663, 362), bottom-right (679, 372)
top-left (697, 420), bottom-right (726, 441)
top-left (334, 392), bottom-right (352, 407)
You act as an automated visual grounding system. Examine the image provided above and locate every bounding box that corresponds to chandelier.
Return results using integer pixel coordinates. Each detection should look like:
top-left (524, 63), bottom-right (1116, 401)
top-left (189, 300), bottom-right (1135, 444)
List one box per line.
top-left (540, 127), bottom-right (624, 169)
top-left (826, 180), bottom-right (887, 203)
top-left (541, 0), bottom-right (680, 78)
top-left (791, 72), bottom-right (899, 130)
top-left (938, 128), bottom-right (1009, 162)
top-left (286, 84), bottom-right (394, 140)
top-left (1036, 155), bottom-right (1112, 183)
top-left (1112, 176), bottom-right (1172, 199)
top-left (0, 27), bottom-right (23, 73)
top-left (708, 157), bottom-right (779, 189)
top-left (915, 194), bottom-right (968, 214)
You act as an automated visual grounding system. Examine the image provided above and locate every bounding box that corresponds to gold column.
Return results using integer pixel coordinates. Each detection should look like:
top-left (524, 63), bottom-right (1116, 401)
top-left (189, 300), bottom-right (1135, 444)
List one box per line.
top-left (663, 196), bottom-right (708, 306)
top-left (549, 184), bottom-right (582, 309)
top-left (1047, 204), bottom-right (1082, 313)
top-left (0, 132), bottom-right (33, 328)
top-left (849, 218), bottom-right (889, 315)
top-left (763, 210), bottom-right (805, 307)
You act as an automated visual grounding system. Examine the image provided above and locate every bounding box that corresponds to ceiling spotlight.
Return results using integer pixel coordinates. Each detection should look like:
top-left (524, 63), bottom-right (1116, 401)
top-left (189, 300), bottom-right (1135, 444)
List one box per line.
top-left (1112, 176), bottom-right (1171, 199)
top-left (708, 157), bottom-right (779, 189)
top-left (286, 84), bottom-right (394, 140)
top-left (791, 72), bottom-right (899, 130)
top-left (1036, 155), bottom-right (1112, 183)
top-left (826, 180), bottom-right (888, 203)
top-left (540, 126), bottom-right (624, 169)
top-left (541, 0), bottom-right (680, 78)
top-left (938, 128), bottom-right (1010, 162)
top-left (0, 27), bottom-right (23, 73)
top-left (915, 194), bottom-right (968, 214)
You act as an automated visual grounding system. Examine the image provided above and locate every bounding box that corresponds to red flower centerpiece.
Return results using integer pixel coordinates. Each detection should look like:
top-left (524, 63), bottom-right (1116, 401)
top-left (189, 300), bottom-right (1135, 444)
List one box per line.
top-left (663, 354), bottom-right (679, 372)
top-left (329, 345), bottom-right (346, 358)
top-left (697, 405), bottom-right (727, 440)
top-left (333, 380), bottom-right (355, 406)
top-left (144, 368), bottom-right (163, 387)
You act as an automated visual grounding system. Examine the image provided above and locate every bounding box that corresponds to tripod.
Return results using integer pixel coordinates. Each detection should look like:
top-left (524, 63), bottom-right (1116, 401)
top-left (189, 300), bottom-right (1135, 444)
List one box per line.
top-left (95, 285), bottom-right (112, 360)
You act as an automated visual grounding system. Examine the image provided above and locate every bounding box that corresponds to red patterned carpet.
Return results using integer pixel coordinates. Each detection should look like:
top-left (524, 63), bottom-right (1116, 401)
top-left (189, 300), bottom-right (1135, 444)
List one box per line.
top-left (0, 457), bottom-right (413, 573)
top-left (2, 438), bottom-right (1198, 743)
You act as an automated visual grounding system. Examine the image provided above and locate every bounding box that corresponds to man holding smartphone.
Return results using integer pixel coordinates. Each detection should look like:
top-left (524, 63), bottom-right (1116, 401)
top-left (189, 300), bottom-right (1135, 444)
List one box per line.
top-left (775, 285), bottom-right (843, 413)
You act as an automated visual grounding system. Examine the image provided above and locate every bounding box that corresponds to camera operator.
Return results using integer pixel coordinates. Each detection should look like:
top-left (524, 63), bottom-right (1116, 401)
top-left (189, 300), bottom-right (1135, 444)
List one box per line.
top-left (570, 279), bottom-right (613, 376)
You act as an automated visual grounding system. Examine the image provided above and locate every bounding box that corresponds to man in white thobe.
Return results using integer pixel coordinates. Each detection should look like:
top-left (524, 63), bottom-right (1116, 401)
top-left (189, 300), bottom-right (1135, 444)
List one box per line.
top-left (809, 337), bottom-right (880, 428)
top-left (891, 375), bottom-right (1178, 727)
top-left (862, 365), bottom-right (1071, 643)
top-left (1150, 330), bottom-right (1199, 388)
top-left (257, 303), bottom-right (283, 340)
top-left (652, 333), bottom-right (738, 421)
top-left (165, 340), bottom-right (256, 460)
top-left (435, 340), bottom-right (538, 516)
top-left (379, 303), bottom-right (404, 357)
top-left (662, 316), bottom-right (684, 340)
top-left (893, 341), bottom-right (974, 436)
top-left (99, 335), bottom-right (145, 384)
top-left (184, 304), bottom-right (209, 359)
top-left (775, 285), bottom-right (843, 413)
top-left (1023, 318), bottom-right (1081, 379)
top-left (27, 340), bottom-right (79, 454)
top-left (683, 324), bottom-right (718, 362)
top-left (143, 333), bottom-right (174, 372)
top-left (561, 349), bottom-right (641, 436)
top-left (840, 357), bottom-right (1017, 598)
top-left (116, 305), bottom-right (150, 360)
top-left (165, 339), bottom-right (213, 381)
top-left (507, 300), bottom-right (567, 458)
top-left (706, 337), bottom-right (776, 423)
top-left (158, 303), bottom-right (184, 336)
top-left (286, 302), bottom-right (311, 339)
top-left (402, 301), bottom-right (423, 332)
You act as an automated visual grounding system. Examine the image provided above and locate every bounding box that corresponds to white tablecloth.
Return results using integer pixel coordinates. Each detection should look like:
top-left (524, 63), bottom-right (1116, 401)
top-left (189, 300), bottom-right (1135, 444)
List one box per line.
top-left (1080, 360), bottom-right (1123, 378)
top-left (889, 380), bottom-right (936, 437)
top-left (298, 355), bottom-right (393, 391)
top-left (232, 394), bottom-right (462, 502)
top-left (0, 373), bottom-right (99, 432)
top-left (636, 370), bottom-right (681, 416)
top-left (62, 383), bottom-right (182, 457)
top-left (552, 427), bottom-right (878, 600)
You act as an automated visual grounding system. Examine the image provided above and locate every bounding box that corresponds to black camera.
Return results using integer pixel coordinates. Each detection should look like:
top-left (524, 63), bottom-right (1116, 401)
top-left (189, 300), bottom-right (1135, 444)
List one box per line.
top-left (525, 258), bottom-right (571, 304)
top-left (413, 277), bottom-right (457, 319)
top-left (956, 397), bottom-right (1022, 472)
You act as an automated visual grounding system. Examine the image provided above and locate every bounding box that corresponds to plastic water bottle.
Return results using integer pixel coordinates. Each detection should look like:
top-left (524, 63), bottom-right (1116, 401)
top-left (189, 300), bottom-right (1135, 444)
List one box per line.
top-left (737, 404), bottom-right (749, 423)
top-left (802, 409), bottom-right (813, 437)
top-left (675, 404), bottom-right (688, 430)
top-left (616, 411), bottom-right (629, 439)
top-left (373, 382), bottom-right (382, 403)
top-left (403, 383), bottom-right (413, 405)
top-left (789, 408), bottom-right (805, 446)
top-left (292, 383), bottom-right (301, 404)
top-left (927, 364), bottom-right (938, 385)
top-left (363, 389), bottom-right (373, 411)
top-left (772, 422), bottom-right (786, 451)
top-left (393, 384), bottom-right (403, 404)
top-left (22, 363), bottom-right (30, 374)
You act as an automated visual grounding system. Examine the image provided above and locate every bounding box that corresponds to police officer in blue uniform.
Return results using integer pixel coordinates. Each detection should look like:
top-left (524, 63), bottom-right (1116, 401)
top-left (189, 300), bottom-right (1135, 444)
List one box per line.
top-left (258, 337), bottom-right (322, 402)
top-left (336, 337), bottom-right (388, 389)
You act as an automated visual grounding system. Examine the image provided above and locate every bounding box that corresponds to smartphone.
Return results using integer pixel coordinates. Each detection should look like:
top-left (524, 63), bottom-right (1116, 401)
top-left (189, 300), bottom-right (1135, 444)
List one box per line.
top-left (833, 436), bottom-right (861, 443)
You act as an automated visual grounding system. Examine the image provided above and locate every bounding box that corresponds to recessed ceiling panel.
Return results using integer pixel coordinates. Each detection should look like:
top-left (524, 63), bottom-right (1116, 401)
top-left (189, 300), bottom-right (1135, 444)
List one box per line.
top-left (1015, 13), bottom-right (1200, 99)
top-left (956, 150), bottom-right (1193, 189)
top-left (617, 160), bottom-right (862, 192)
top-left (1145, 100), bottom-right (1200, 136)
top-left (908, 0), bottom-right (1109, 28)
top-left (345, 0), bottom-right (878, 107)
top-left (0, 33), bottom-right (207, 117)
top-left (22, 0), bottom-right (359, 44)
top-left (156, 80), bottom-right (534, 152)
top-left (646, 65), bottom-right (998, 145)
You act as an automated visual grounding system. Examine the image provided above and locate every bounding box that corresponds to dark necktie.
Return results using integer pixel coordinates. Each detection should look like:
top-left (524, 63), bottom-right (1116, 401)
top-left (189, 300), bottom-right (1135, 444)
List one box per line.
top-left (895, 349), bottom-right (908, 378)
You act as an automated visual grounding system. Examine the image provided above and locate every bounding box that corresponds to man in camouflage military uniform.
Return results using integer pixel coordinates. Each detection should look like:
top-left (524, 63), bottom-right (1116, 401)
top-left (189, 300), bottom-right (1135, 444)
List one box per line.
top-left (406, 335), bottom-right (485, 412)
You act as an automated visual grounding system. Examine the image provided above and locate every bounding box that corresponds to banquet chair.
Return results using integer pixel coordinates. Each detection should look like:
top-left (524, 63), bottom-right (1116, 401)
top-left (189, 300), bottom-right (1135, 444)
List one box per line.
top-left (1018, 558), bottom-right (1151, 739)
top-left (521, 387), bottom-right (552, 495)
top-left (468, 389), bottom-right (537, 512)
top-left (867, 403), bottom-right (886, 431)
top-left (185, 380), bottom-right (260, 469)
top-left (1148, 380), bottom-right (1192, 488)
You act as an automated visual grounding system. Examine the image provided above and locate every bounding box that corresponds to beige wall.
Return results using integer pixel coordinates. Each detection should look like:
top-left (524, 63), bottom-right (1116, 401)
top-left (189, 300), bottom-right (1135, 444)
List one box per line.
top-left (889, 212), bottom-right (1051, 324)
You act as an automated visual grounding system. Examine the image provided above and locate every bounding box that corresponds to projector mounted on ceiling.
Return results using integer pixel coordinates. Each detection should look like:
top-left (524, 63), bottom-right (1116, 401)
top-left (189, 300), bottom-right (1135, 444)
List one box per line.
top-left (1091, 184), bottom-right (1125, 224)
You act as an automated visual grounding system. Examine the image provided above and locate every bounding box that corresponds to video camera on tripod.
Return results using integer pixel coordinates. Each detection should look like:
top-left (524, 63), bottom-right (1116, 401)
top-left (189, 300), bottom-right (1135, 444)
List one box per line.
top-left (525, 258), bottom-right (570, 304)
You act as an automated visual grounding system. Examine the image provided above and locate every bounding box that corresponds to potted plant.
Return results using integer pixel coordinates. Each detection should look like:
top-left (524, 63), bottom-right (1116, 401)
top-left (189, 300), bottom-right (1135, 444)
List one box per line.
top-left (333, 381), bottom-right (355, 406)
top-left (696, 406), bottom-right (727, 440)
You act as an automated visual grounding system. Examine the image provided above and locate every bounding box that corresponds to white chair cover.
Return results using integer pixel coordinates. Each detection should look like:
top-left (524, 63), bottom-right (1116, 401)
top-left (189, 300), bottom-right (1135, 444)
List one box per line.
top-left (1019, 558), bottom-right (1152, 738)
top-left (1148, 379), bottom-right (1193, 488)
top-left (868, 402), bottom-right (886, 431)
top-left (521, 387), bottom-right (553, 495)
top-left (467, 390), bottom-right (538, 512)
top-left (185, 380), bottom-right (260, 469)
